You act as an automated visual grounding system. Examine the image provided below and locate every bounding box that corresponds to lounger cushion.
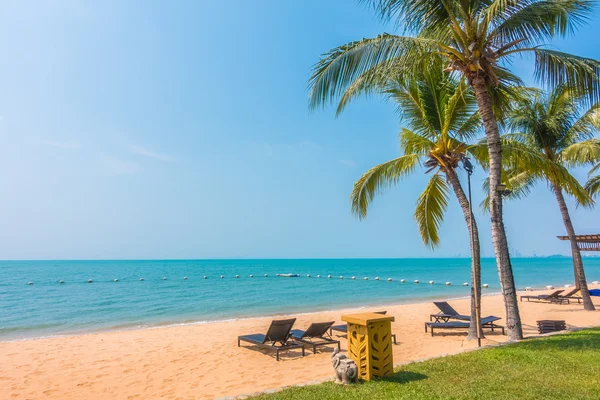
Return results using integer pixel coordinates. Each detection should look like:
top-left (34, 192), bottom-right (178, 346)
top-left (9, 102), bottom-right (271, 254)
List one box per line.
top-left (238, 334), bottom-right (267, 344)
top-left (290, 329), bottom-right (308, 339)
top-left (481, 316), bottom-right (501, 324)
top-left (427, 316), bottom-right (501, 329)
top-left (521, 295), bottom-right (552, 299)
top-left (291, 328), bottom-right (338, 340)
top-left (430, 313), bottom-right (470, 321)
top-left (428, 321), bottom-right (469, 328)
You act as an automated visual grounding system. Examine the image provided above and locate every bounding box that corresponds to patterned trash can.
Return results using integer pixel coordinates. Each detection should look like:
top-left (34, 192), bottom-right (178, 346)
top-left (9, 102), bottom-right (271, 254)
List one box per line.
top-left (341, 312), bottom-right (395, 380)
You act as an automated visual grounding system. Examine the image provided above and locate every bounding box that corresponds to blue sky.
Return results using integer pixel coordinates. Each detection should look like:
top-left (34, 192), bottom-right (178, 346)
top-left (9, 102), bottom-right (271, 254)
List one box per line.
top-left (0, 0), bottom-right (599, 259)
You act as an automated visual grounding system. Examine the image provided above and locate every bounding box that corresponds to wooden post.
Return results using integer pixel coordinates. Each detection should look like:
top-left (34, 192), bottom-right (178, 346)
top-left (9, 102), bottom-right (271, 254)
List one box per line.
top-left (341, 312), bottom-right (395, 380)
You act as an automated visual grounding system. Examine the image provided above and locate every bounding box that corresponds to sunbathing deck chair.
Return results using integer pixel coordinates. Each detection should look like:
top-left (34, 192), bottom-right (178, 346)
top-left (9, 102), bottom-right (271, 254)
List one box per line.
top-left (424, 316), bottom-right (505, 337)
top-left (238, 318), bottom-right (305, 361)
top-left (290, 321), bottom-right (340, 354)
top-left (430, 301), bottom-right (471, 322)
top-left (330, 311), bottom-right (397, 344)
top-left (519, 290), bottom-right (569, 304)
top-left (558, 288), bottom-right (582, 304)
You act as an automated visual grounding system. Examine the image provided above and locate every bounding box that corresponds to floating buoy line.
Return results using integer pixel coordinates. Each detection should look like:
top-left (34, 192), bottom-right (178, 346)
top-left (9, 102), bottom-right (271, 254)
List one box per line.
top-left (23, 275), bottom-right (585, 291)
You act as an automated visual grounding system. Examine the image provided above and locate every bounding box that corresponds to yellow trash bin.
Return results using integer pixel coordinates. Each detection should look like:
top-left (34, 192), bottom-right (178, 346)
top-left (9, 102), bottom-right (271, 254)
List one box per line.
top-left (341, 312), bottom-right (395, 380)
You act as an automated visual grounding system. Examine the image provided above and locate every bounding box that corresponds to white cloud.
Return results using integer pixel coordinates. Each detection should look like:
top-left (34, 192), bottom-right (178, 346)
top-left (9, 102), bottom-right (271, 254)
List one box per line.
top-left (339, 159), bottom-right (356, 167)
top-left (32, 138), bottom-right (81, 149)
top-left (129, 145), bottom-right (176, 163)
top-left (102, 156), bottom-right (140, 176)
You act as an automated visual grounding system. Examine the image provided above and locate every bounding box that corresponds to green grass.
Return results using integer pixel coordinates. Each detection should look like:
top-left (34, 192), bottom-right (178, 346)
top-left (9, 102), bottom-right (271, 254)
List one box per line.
top-left (253, 328), bottom-right (600, 400)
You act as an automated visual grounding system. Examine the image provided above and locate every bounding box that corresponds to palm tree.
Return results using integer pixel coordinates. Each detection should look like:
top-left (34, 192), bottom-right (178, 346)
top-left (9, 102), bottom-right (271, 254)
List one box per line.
top-left (505, 86), bottom-right (600, 310)
top-left (351, 72), bottom-right (485, 339)
top-left (309, 0), bottom-right (600, 340)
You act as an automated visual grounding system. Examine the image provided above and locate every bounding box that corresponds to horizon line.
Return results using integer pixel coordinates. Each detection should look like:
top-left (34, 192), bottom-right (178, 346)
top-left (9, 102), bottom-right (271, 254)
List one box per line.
top-left (0, 255), bottom-right (582, 262)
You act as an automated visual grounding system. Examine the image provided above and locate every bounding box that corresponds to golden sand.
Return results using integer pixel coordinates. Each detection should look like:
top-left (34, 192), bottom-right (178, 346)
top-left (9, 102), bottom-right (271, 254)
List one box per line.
top-left (2, 287), bottom-right (599, 400)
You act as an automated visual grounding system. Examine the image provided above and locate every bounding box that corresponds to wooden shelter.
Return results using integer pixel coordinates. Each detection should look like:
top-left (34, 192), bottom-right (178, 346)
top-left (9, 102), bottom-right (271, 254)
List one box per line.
top-left (557, 235), bottom-right (600, 251)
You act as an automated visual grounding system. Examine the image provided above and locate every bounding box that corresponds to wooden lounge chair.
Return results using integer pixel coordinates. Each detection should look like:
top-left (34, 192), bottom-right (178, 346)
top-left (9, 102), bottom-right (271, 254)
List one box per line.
top-left (424, 316), bottom-right (505, 336)
top-left (330, 311), bottom-right (397, 344)
top-left (290, 321), bottom-right (340, 354)
top-left (558, 288), bottom-right (582, 304)
top-left (520, 290), bottom-right (569, 304)
top-left (238, 318), bottom-right (305, 361)
top-left (430, 301), bottom-right (471, 322)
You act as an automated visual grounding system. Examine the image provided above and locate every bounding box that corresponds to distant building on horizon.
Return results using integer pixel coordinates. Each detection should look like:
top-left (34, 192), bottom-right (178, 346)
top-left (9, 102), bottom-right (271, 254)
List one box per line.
top-left (510, 248), bottom-right (522, 258)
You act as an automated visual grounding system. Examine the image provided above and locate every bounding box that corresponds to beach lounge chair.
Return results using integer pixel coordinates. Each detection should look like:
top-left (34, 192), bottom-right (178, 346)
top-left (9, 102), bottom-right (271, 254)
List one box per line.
top-left (558, 288), bottom-right (583, 304)
top-left (330, 311), bottom-right (397, 345)
top-left (519, 290), bottom-right (569, 304)
top-left (430, 301), bottom-right (471, 322)
top-left (238, 318), bottom-right (305, 361)
top-left (424, 316), bottom-right (505, 337)
top-left (290, 321), bottom-right (340, 354)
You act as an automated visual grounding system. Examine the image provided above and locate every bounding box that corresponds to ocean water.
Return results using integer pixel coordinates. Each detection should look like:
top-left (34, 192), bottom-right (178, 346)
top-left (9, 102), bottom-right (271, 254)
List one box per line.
top-left (1, 258), bottom-right (598, 341)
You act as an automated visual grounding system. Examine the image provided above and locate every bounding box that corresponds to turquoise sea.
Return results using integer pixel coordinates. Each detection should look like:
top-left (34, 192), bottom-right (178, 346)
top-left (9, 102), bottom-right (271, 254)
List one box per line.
top-left (1, 258), bottom-right (599, 341)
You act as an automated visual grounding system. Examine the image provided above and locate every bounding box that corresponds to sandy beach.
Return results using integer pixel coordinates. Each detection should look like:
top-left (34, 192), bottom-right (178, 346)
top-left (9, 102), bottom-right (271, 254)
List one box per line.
top-left (2, 287), bottom-right (599, 400)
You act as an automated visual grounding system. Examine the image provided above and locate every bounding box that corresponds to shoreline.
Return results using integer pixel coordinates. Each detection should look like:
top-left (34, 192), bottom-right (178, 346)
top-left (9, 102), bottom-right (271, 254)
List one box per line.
top-left (2, 289), bottom-right (494, 343)
top-left (5, 283), bottom-right (584, 343)
top-left (2, 287), bottom-right (599, 400)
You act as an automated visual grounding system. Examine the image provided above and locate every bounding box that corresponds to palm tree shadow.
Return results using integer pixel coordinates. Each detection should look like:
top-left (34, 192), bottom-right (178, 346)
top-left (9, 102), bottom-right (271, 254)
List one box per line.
top-left (381, 370), bottom-right (428, 384)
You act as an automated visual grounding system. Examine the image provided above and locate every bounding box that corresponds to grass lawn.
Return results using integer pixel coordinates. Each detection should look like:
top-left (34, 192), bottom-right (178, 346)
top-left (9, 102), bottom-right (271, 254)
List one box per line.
top-left (253, 328), bottom-right (600, 400)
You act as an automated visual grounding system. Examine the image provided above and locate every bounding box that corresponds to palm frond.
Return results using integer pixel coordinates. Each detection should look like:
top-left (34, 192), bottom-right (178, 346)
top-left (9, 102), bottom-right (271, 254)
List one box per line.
top-left (309, 34), bottom-right (437, 110)
top-left (359, 0), bottom-right (453, 34)
top-left (487, 67), bottom-right (526, 120)
top-left (466, 141), bottom-right (491, 169)
top-left (497, 137), bottom-right (553, 172)
top-left (560, 139), bottom-right (600, 167)
top-left (491, 0), bottom-right (594, 48)
top-left (442, 78), bottom-right (479, 136)
top-left (503, 170), bottom-right (540, 200)
top-left (480, 168), bottom-right (540, 212)
top-left (585, 174), bottom-right (600, 198)
top-left (335, 61), bottom-right (395, 116)
top-left (480, 0), bottom-right (521, 25)
top-left (414, 173), bottom-right (449, 248)
top-left (454, 110), bottom-right (482, 140)
top-left (533, 49), bottom-right (600, 103)
top-left (399, 128), bottom-right (435, 154)
top-left (506, 85), bottom-right (600, 151)
top-left (419, 70), bottom-right (451, 134)
top-left (552, 163), bottom-right (595, 207)
top-left (566, 99), bottom-right (600, 141)
top-left (351, 154), bottom-right (422, 218)
top-left (385, 79), bottom-right (439, 137)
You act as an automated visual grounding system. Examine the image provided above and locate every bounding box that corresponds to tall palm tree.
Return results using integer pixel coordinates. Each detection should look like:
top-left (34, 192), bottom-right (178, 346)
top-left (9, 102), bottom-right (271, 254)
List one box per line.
top-left (351, 72), bottom-right (486, 339)
top-left (309, 0), bottom-right (600, 340)
top-left (505, 86), bottom-right (600, 310)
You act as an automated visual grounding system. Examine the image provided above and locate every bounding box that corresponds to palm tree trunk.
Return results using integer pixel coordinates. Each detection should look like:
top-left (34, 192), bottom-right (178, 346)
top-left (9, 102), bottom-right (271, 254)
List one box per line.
top-left (471, 76), bottom-right (523, 341)
top-left (551, 183), bottom-right (595, 311)
top-left (446, 169), bottom-right (483, 340)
